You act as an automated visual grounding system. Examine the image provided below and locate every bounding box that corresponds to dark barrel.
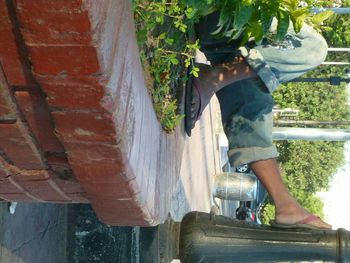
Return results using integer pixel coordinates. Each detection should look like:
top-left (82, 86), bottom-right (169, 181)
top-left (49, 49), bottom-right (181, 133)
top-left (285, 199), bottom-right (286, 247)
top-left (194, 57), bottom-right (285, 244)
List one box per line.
top-left (179, 211), bottom-right (349, 263)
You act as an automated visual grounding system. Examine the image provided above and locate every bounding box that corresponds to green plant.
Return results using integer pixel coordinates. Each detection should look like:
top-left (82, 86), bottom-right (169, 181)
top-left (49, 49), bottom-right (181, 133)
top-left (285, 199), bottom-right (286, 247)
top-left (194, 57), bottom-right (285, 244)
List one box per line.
top-left (133, 0), bottom-right (334, 132)
top-left (182, 0), bottom-right (334, 44)
top-left (133, 0), bottom-right (200, 133)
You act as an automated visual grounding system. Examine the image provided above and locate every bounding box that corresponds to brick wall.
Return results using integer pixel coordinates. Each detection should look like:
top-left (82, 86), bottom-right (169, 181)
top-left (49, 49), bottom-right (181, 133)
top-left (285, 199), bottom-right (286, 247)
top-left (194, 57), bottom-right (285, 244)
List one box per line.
top-left (0, 0), bottom-right (88, 203)
top-left (0, 0), bottom-right (185, 226)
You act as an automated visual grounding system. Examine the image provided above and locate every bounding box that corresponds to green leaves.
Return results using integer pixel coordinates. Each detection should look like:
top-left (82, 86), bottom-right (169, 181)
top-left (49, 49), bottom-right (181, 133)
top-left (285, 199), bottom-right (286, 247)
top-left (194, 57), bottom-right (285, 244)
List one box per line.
top-left (311, 10), bottom-right (334, 26)
top-left (290, 7), bottom-right (309, 32)
top-left (183, 0), bottom-right (333, 45)
top-left (261, 5), bottom-right (274, 35)
top-left (191, 66), bottom-right (200, 77)
top-left (133, 0), bottom-right (337, 133)
top-left (174, 20), bottom-right (187, 32)
top-left (248, 21), bottom-right (263, 43)
top-left (280, 0), bottom-right (299, 10)
top-left (233, 4), bottom-right (253, 31)
top-left (322, 11), bottom-right (350, 47)
top-left (133, 0), bottom-right (199, 133)
top-left (276, 8), bottom-right (290, 40)
top-left (181, 0), bottom-right (217, 17)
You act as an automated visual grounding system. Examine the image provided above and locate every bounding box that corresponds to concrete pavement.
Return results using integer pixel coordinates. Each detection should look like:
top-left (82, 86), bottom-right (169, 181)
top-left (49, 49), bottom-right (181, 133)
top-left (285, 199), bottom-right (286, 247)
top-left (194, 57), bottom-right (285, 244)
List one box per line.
top-left (0, 203), bottom-right (138, 263)
top-left (170, 97), bottom-right (222, 221)
top-left (169, 50), bottom-right (223, 221)
top-left (0, 202), bottom-right (68, 263)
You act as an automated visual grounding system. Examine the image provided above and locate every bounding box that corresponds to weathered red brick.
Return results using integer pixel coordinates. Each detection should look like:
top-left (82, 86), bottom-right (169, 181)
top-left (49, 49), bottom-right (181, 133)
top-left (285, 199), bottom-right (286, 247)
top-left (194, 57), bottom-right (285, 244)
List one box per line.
top-left (92, 200), bottom-right (148, 226)
top-left (64, 142), bottom-right (139, 202)
top-left (35, 73), bottom-right (103, 87)
top-left (15, 0), bottom-right (84, 14)
top-left (45, 153), bottom-right (69, 166)
top-left (20, 179), bottom-right (71, 202)
top-left (17, 7), bottom-right (90, 34)
top-left (67, 192), bottom-right (89, 203)
top-left (46, 153), bottom-right (72, 177)
top-left (0, 1), bottom-right (33, 86)
top-left (41, 82), bottom-right (105, 110)
top-left (0, 0), bottom-right (164, 226)
top-left (0, 192), bottom-right (36, 202)
top-left (14, 91), bottom-right (65, 153)
top-left (22, 30), bottom-right (92, 46)
top-left (0, 166), bottom-right (8, 179)
top-left (0, 29), bottom-right (29, 86)
top-left (0, 121), bottom-right (45, 169)
top-left (12, 170), bottom-right (49, 182)
top-left (0, 0), bottom-right (8, 19)
top-left (16, 0), bottom-right (92, 46)
top-left (0, 178), bottom-right (23, 194)
top-left (29, 46), bottom-right (100, 76)
top-left (51, 177), bottom-right (85, 194)
top-left (82, 180), bottom-right (137, 199)
top-left (52, 111), bottom-right (117, 143)
top-left (64, 142), bottom-right (130, 181)
top-left (0, 66), bottom-right (16, 120)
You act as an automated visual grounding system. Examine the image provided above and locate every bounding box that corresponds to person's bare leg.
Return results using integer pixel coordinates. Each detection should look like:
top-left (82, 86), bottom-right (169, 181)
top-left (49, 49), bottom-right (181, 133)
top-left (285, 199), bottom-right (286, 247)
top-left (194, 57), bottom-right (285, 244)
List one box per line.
top-left (250, 158), bottom-right (331, 229)
top-left (190, 56), bottom-right (257, 122)
top-left (198, 56), bottom-right (257, 94)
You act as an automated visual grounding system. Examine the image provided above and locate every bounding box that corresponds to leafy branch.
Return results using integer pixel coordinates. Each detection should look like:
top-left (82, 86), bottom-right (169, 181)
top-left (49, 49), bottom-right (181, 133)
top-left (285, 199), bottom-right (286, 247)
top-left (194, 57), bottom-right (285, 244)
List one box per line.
top-left (182, 0), bottom-right (334, 44)
top-left (133, 0), bottom-right (199, 133)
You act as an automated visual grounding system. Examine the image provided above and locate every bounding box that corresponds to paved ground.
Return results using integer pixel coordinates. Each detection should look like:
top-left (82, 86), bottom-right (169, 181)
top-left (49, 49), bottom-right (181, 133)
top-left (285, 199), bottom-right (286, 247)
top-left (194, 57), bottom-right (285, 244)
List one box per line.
top-left (0, 202), bottom-right (68, 263)
top-left (0, 203), bottom-right (138, 263)
top-left (170, 97), bottom-right (222, 221)
top-left (68, 204), bottom-right (136, 263)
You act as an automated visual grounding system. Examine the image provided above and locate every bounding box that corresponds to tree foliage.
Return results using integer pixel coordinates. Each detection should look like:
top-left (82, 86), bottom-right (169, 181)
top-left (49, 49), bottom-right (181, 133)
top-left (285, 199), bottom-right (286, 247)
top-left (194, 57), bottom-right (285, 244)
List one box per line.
top-left (182, 0), bottom-right (333, 44)
top-left (274, 82), bottom-right (350, 123)
top-left (322, 0), bottom-right (350, 48)
top-left (277, 140), bottom-right (344, 193)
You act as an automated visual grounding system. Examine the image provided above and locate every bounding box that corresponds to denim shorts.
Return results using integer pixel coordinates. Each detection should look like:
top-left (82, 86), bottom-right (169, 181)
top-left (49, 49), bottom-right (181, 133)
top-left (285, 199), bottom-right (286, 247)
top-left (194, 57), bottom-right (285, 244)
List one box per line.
top-left (196, 13), bottom-right (327, 165)
top-left (216, 79), bottom-right (278, 166)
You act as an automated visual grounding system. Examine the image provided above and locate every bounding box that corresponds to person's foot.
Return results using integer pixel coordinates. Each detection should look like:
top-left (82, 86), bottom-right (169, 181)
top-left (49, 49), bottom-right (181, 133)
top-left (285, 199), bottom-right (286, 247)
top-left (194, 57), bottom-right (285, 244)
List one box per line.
top-left (274, 202), bottom-right (331, 229)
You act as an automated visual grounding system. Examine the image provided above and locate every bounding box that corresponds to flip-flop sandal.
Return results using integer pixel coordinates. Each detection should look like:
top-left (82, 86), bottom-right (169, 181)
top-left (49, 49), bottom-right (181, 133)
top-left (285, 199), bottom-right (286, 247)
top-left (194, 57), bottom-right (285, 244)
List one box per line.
top-left (270, 214), bottom-right (329, 230)
top-left (184, 66), bottom-right (202, 137)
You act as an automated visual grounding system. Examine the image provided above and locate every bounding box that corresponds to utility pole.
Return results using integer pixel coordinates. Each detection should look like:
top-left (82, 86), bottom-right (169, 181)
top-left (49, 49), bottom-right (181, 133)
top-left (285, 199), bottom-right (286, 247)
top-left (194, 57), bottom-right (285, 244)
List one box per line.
top-left (322, 62), bottom-right (350, 65)
top-left (311, 7), bottom-right (350, 14)
top-left (274, 120), bottom-right (350, 127)
top-left (328, 47), bottom-right (350, 52)
top-left (287, 76), bottom-right (350, 85)
top-left (272, 127), bottom-right (350, 141)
